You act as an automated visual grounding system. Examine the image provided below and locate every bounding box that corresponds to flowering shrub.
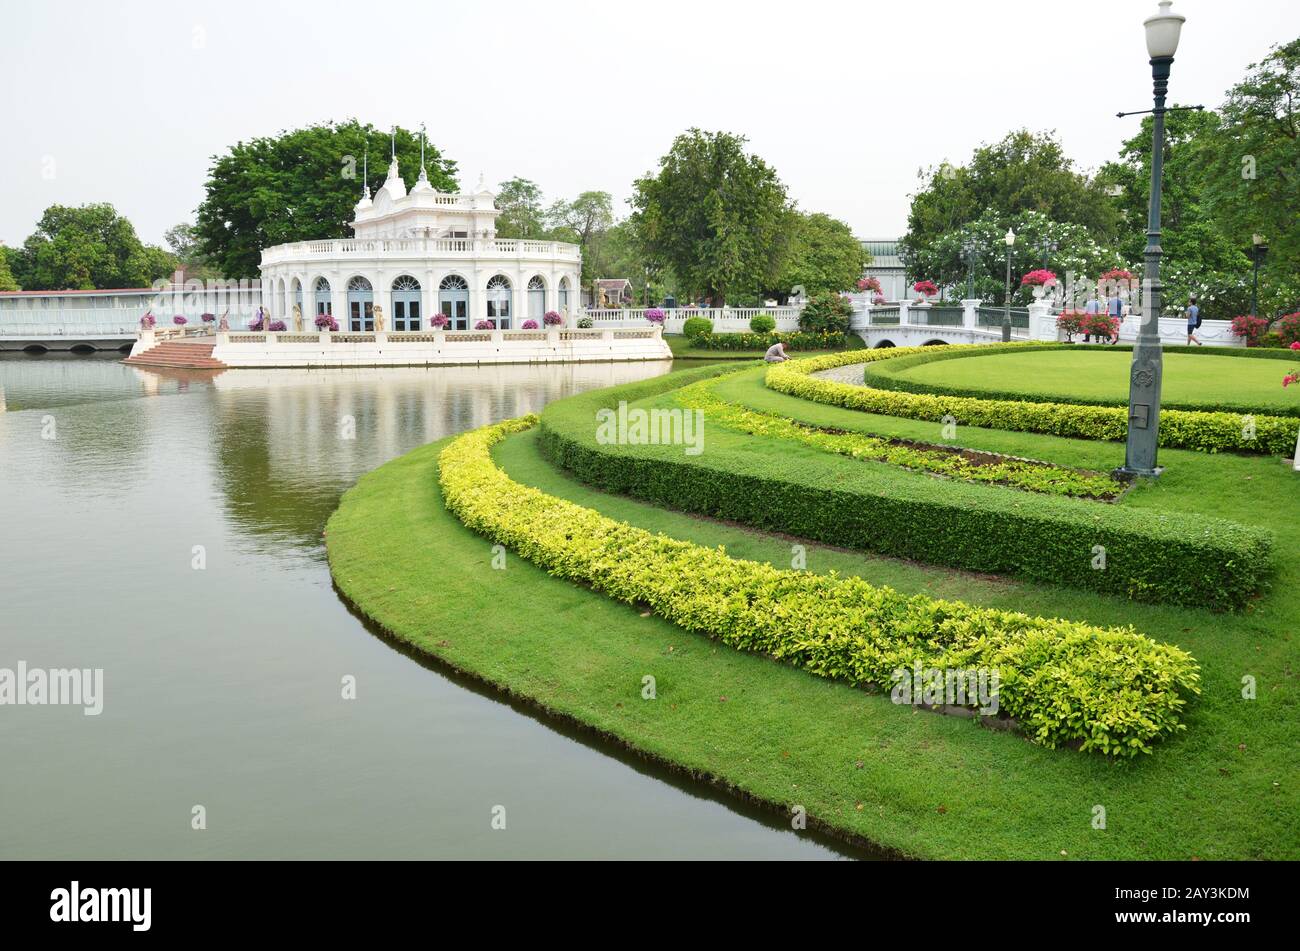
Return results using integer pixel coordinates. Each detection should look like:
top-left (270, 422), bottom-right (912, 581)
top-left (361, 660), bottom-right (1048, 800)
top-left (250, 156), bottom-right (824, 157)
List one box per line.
top-left (857, 276), bottom-right (882, 293)
top-left (521, 319), bottom-right (540, 329)
top-left (577, 316), bottom-right (594, 329)
top-left (1231, 314), bottom-right (1270, 345)
top-left (912, 279), bottom-right (939, 297)
top-left (797, 293), bottom-right (853, 334)
top-left (1056, 310), bottom-right (1084, 341)
top-left (872, 293), bottom-right (887, 305)
top-left (1080, 312), bottom-right (1120, 340)
top-left (314, 313), bottom-right (336, 330)
top-left (172, 315), bottom-right (188, 326)
top-left (1099, 268), bottom-right (1135, 282)
top-left (268, 320), bottom-right (287, 332)
top-left (543, 310), bottom-right (563, 327)
top-left (1277, 312), bottom-right (1300, 346)
top-left (201, 313), bottom-right (215, 323)
top-left (248, 317), bottom-right (264, 331)
top-left (1287, 341), bottom-right (1300, 389)
top-left (475, 319), bottom-right (496, 330)
top-left (644, 308), bottom-right (666, 324)
top-left (428, 314), bottom-right (450, 329)
top-left (1020, 269), bottom-right (1058, 288)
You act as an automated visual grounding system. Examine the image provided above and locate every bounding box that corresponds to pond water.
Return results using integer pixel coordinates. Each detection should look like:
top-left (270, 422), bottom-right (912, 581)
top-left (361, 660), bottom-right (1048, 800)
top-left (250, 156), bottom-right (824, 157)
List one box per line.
top-left (0, 353), bottom-right (864, 860)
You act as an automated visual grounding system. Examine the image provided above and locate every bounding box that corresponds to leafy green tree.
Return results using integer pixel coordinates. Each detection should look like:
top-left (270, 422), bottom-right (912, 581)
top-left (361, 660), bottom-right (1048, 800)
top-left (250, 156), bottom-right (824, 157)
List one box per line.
top-left (13, 203), bottom-right (176, 290)
top-left (162, 221), bottom-right (219, 281)
top-left (1198, 37), bottom-right (1300, 318)
top-left (0, 246), bottom-right (18, 291)
top-left (764, 211), bottom-right (867, 303)
top-left (494, 177), bottom-right (548, 239)
top-left (631, 129), bottom-right (788, 306)
top-left (902, 130), bottom-right (1120, 281)
top-left (195, 120), bottom-right (457, 277)
top-left (546, 191), bottom-right (614, 284)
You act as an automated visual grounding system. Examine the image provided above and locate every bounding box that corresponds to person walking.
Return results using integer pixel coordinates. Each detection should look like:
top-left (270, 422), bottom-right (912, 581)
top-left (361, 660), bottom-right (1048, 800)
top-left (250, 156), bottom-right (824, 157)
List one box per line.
top-left (1186, 296), bottom-right (1203, 346)
top-left (1106, 290), bottom-right (1124, 344)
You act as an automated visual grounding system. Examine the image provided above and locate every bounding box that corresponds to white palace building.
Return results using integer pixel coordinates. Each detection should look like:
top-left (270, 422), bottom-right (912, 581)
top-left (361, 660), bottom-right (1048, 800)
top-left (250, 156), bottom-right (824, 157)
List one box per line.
top-left (258, 150), bottom-right (581, 333)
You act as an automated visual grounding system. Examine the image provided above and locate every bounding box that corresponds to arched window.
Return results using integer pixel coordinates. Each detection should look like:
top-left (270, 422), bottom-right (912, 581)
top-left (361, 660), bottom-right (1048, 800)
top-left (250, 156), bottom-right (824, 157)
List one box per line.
top-left (527, 275), bottom-right (546, 321)
top-left (391, 275), bottom-right (422, 331)
top-left (558, 276), bottom-right (571, 315)
top-left (439, 274), bottom-right (470, 329)
top-left (314, 277), bottom-right (332, 316)
top-left (486, 275), bottom-right (512, 328)
top-left (346, 276), bottom-right (374, 331)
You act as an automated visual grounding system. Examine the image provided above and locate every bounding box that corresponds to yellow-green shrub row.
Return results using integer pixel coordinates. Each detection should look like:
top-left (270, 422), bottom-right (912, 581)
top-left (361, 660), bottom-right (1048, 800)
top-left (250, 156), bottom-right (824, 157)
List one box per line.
top-left (673, 373), bottom-right (1122, 500)
top-left (766, 344), bottom-right (1299, 455)
top-left (438, 416), bottom-right (1201, 757)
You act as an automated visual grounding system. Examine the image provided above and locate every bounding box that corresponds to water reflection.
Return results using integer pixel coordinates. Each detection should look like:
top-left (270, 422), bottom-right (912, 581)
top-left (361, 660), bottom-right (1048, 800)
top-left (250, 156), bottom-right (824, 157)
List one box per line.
top-left (0, 355), bottom-right (859, 860)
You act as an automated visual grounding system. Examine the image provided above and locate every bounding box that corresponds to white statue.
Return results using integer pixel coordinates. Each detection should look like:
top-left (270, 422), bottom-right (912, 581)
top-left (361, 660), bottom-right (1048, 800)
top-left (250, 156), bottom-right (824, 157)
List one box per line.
top-left (372, 303), bottom-right (385, 332)
top-left (292, 303), bottom-right (303, 332)
top-left (218, 310), bottom-right (229, 332)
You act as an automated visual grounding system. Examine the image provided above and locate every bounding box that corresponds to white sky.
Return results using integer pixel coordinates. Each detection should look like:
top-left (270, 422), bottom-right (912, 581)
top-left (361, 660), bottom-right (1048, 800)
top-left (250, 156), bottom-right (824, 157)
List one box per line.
top-left (2, 0), bottom-right (1296, 249)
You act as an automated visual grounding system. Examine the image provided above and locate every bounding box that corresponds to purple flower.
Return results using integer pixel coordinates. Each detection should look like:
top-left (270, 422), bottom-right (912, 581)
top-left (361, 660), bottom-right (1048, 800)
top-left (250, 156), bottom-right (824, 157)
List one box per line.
top-left (644, 308), bottom-right (666, 324)
top-left (172, 315), bottom-right (188, 325)
top-left (543, 310), bottom-right (563, 326)
top-left (521, 319), bottom-right (540, 329)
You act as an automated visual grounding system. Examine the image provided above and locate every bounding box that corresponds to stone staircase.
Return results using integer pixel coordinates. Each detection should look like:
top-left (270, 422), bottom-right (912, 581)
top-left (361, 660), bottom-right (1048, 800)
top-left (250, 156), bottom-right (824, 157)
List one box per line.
top-left (123, 340), bottom-right (228, 370)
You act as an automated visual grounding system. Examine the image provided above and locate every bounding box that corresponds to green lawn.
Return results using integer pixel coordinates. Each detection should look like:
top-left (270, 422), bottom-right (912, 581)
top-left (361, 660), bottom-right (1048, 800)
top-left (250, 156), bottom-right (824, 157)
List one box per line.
top-left (328, 364), bottom-right (1298, 860)
top-left (887, 347), bottom-right (1298, 415)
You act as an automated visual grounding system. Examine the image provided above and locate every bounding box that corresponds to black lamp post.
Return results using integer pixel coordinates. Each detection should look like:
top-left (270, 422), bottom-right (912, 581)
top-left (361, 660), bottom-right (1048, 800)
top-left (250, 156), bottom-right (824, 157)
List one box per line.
top-left (1250, 234), bottom-right (1267, 317)
top-left (1038, 237), bottom-right (1057, 269)
top-left (962, 239), bottom-right (979, 299)
top-left (1120, 0), bottom-right (1186, 478)
top-left (1002, 228), bottom-right (1015, 342)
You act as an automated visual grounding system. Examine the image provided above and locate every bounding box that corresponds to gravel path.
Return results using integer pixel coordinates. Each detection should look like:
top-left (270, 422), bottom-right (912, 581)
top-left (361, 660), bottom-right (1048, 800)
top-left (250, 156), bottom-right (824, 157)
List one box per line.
top-left (811, 363), bottom-right (869, 385)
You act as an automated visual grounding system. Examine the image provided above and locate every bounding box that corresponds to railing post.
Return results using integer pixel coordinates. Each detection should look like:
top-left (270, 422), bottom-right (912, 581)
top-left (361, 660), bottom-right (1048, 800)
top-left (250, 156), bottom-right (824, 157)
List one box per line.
top-left (961, 298), bottom-right (980, 330)
top-left (898, 300), bottom-right (911, 326)
top-left (1027, 301), bottom-right (1053, 341)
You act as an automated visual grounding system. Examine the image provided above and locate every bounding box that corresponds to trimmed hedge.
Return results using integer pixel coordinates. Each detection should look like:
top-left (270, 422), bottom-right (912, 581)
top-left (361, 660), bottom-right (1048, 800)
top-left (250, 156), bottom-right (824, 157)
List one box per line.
top-left (767, 345), bottom-right (1299, 456)
top-left (682, 316), bottom-right (713, 340)
top-left (537, 366), bottom-right (1273, 610)
top-left (441, 415), bottom-right (1201, 756)
top-left (689, 330), bottom-right (859, 352)
top-left (862, 343), bottom-right (1300, 419)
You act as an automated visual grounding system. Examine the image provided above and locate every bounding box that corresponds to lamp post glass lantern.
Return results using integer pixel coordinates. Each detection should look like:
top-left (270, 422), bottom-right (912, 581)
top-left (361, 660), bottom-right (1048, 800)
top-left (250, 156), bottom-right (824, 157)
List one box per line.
top-left (1002, 228), bottom-right (1015, 342)
top-left (1121, 0), bottom-right (1186, 478)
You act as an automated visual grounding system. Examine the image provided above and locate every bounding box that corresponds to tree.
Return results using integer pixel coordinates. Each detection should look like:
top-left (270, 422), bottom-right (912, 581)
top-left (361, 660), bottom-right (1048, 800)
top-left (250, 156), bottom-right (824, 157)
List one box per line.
top-left (195, 120), bottom-right (457, 278)
top-left (765, 211), bottom-right (867, 303)
top-left (546, 191), bottom-right (614, 284)
top-left (1198, 37), bottom-right (1300, 318)
top-left (12, 203), bottom-right (177, 290)
top-left (162, 221), bottom-right (218, 281)
top-left (631, 129), bottom-right (789, 306)
top-left (0, 245), bottom-right (18, 291)
top-left (902, 130), bottom-right (1120, 280)
top-left (494, 177), bottom-right (547, 239)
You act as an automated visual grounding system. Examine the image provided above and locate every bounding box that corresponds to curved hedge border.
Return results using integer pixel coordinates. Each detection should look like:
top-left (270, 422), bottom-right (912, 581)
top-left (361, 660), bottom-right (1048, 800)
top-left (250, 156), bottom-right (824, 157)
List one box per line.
top-left (767, 345), bottom-right (1299, 455)
top-left (673, 372), bottom-right (1123, 500)
top-left (440, 416), bottom-right (1201, 756)
top-left (862, 343), bottom-right (1300, 419)
top-left (537, 368), bottom-right (1273, 610)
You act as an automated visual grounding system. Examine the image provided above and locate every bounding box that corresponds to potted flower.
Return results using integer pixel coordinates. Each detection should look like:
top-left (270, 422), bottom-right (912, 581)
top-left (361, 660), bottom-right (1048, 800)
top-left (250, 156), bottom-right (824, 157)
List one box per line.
top-left (857, 276), bottom-right (882, 294)
top-left (139, 312), bottom-right (156, 329)
top-left (249, 316), bottom-right (264, 331)
top-left (1099, 268), bottom-right (1135, 283)
top-left (644, 307), bottom-right (666, 325)
top-left (268, 320), bottom-right (286, 332)
top-left (521, 319), bottom-right (540, 329)
top-left (543, 310), bottom-right (563, 327)
top-left (912, 280), bottom-right (938, 302)
top-left (1020, 269), bottom-right (1058, 300)
top-left (475, 319), bottom-right (496, 330)
top-left (172, 314), bottom-right (188, 326)
top-left (429, 314), bottom-right (450, 330)
top-left (201, 313), bottom-right (215, 325)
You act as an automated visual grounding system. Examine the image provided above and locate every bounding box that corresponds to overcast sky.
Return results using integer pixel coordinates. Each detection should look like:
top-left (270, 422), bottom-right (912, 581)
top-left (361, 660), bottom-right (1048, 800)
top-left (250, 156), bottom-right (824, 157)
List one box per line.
top-left (2, 0), bottom-right (1296, 249)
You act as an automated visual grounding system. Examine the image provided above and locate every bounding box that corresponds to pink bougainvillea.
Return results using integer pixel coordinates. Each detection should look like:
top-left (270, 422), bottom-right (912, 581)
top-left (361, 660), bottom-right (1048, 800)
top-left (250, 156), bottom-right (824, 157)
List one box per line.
top-left (1020, 269), bottom-right (1058, 288)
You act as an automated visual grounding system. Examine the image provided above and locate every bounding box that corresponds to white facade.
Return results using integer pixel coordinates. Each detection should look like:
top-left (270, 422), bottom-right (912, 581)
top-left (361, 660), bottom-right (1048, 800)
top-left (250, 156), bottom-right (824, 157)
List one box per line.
top-left (259, 156), bottom-right (582, 333)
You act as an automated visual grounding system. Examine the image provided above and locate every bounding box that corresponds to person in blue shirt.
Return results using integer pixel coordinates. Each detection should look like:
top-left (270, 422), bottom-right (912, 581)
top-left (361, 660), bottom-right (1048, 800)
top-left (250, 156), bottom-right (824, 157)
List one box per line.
top-left (1105, 292), bottom-right (1124, 344)
top-left (1186, 297), bottom-right (1202, 346)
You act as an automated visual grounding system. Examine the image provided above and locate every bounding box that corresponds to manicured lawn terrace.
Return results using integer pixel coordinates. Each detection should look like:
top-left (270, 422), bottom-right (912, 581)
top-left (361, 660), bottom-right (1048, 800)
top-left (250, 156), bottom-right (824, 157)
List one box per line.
top-left (328, 362), bottom-right (1297, 859)
top-left (874, 346), bottom-right (1300, 417)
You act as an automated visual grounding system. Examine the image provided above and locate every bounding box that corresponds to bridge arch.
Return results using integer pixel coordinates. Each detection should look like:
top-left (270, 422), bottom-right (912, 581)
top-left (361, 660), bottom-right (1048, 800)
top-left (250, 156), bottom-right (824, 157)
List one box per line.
top-left (873, 339), bottom-right (895, 349)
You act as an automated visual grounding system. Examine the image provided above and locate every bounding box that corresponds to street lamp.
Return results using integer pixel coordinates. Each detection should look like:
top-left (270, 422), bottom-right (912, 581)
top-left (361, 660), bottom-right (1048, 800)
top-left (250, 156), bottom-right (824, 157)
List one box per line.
top-left (1120, 0), bottom-right (1186, 478)
top-left (1250, 234), bottom-right (1268, 317)
top-left (1038, 237), bottom-right (1058, 269)
top-left (962, 239), bottom-right (979, 299)
top-left (1002, 228), bottom-right (1016, 342)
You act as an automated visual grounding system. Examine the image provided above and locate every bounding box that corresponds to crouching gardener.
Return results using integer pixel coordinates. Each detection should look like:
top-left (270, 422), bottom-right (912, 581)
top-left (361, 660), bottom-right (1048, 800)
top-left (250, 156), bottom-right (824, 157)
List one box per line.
top-left (764, 340), bottom-right (789, 363)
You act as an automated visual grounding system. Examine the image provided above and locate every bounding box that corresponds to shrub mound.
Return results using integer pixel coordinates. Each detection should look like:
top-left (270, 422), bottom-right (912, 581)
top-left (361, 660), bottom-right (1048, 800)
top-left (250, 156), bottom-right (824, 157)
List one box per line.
top-left (767, 345), bottom-right (1298, 455)
top-left (537, 366), bottom-right (1273, 610)
top-left (749, 313), bottom-right (776, 333)
top-left (682, 316), bottom-right (713, 341)
top-left (440, 416), bottom-right (1201, 756)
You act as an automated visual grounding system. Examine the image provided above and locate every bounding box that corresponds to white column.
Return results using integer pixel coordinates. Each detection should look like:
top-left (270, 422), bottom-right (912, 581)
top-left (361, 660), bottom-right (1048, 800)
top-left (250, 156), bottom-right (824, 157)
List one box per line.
top-left (961, 298), bottom-right (981, 330)
top-left (898, 300), bottom-right (911, 326)
top-left (1028, 301), bottom-right (1054, 341)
